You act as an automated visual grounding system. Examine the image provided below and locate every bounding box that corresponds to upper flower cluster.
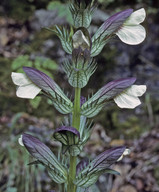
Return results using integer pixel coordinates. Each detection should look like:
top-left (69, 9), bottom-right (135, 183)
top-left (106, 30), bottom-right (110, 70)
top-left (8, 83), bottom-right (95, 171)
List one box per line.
top-left (72, 8), bottom-right (146, 56)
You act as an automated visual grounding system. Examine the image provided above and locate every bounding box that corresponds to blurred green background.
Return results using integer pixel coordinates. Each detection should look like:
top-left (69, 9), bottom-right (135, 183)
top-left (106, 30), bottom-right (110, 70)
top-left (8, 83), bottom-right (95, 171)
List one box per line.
top-left (0, 0), bottom-right (159, 191)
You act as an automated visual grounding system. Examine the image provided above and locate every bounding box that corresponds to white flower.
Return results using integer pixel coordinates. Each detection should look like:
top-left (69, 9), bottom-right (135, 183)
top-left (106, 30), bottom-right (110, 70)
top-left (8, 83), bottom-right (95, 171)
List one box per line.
top-left (117, 148), bottom-right (130, 161)
top-left (72, 30), bottom-right (90, 50)
top-left (18, 135), bottom-right (24, 146)
top-left (114, 85), bottom-right (146, 108)
top-left (11, 72), bottom-right (41, 99)
top-left (116, 8), bottom-right (146, 45)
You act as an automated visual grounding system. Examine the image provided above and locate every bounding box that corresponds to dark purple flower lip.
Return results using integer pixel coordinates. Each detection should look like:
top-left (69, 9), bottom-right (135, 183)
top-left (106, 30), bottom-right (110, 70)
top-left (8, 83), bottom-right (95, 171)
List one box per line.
top-left (54, 126), bottom-right (80, 139)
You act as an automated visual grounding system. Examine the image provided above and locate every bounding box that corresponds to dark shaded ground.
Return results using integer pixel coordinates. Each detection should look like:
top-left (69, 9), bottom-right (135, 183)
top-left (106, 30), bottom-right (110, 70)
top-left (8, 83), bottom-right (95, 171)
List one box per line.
top-left (0, 0), bottom-right (159, 191)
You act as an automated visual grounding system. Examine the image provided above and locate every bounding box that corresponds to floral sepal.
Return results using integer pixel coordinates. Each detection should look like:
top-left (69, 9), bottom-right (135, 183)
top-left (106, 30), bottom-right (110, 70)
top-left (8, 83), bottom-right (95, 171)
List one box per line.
top-left (20, 133), bottom-right (67, 184)
top-left (53, 126), bottom-right (81, 156)
top-left (75, 146), bottom-right (127, 188)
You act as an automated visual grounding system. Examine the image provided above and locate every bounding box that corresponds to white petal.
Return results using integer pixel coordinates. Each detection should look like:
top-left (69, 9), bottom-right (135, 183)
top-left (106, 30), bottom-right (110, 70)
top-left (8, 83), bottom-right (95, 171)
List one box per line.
top-left (125, 85), bottom-right (147, 97)
top-left (16, 84), bottom-right (41, 99)
top-left (114, 84), bottom-right (146, 108)
top-left (123, 148), bottom-right (131, 155)
top-left (18, 135), bottom-right (24, 146)
top-left (72, 30), bottom-right (90, 49)
top-left (125, 8), bottom-right (146, 25)
top-left (114, 93), bottom-right (141, 108)
top-left (117, 148), bottom-right (130, 161)
top-left (116, 25), bottom-right (146, 45)
top-left (11, 72), bottom-right (31, 86)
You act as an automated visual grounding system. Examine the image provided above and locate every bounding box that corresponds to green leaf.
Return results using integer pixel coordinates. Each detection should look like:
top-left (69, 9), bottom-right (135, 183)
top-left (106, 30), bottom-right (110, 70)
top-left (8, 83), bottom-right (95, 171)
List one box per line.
top-left (45, 26), bottom-right (73, 54)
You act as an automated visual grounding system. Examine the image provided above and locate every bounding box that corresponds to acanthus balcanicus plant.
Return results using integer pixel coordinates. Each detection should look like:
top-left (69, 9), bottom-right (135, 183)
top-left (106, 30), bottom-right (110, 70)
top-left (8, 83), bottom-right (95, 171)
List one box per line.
top-left (11, 0), bottom-right (146, 191)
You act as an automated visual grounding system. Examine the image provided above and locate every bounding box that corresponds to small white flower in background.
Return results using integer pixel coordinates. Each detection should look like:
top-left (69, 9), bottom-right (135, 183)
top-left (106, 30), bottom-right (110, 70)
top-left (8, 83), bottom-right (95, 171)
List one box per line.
top-left (116, 8), bottom-right (146, 45)
top-left (18, 135), bottom-right (24, 146)
top-left (11, 72), bottom-right (41, 99)
top-left (117, 148), bottom-right (131, 161)
top-left (114, 85), bottom-right (147, 109)
top-left (72, 30), bottom-right (90, 50)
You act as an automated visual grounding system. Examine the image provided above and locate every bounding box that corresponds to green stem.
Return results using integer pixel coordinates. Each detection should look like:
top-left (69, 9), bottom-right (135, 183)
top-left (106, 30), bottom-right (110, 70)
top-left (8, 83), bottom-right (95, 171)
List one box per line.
top-left (67, 87), bottom-right (81, 192)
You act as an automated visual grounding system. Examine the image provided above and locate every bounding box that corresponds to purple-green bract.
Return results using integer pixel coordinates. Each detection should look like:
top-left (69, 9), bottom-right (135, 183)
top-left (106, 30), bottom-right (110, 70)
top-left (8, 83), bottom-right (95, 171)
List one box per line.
top-left (22, 133), bottom-right (56, 164)
top-left (98, 9), bottom-right (133, 36)
top-left (23, 66), bottom-right (73, 114)
top-left (23, 67), bottom-right (56, 93)
top-left (90, 146), bottom-right (126, 171)
top-left (99, 77), bottom-right (136, 98)
top-left (22, 133), bottom-right (67, 175)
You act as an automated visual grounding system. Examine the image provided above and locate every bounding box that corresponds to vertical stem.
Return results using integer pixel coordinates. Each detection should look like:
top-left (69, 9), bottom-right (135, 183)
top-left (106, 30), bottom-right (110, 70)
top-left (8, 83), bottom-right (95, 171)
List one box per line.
top-left (67, 87), bottom-right (81, 192)
top-left (72, 87), bottom-right (81, 131)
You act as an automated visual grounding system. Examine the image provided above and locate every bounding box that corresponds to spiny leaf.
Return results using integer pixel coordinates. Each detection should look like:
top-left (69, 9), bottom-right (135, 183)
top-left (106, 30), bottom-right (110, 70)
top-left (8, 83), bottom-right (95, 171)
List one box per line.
top-left (45, 26), bottom-right (73, 54)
